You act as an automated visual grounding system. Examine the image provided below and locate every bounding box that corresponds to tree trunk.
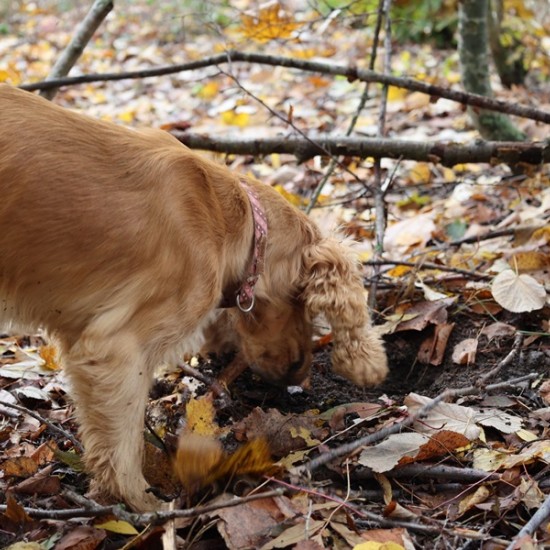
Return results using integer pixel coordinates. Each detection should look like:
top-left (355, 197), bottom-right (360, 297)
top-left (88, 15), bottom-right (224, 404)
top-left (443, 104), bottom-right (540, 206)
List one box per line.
top-left (458, 0), bottom-right (525, 141)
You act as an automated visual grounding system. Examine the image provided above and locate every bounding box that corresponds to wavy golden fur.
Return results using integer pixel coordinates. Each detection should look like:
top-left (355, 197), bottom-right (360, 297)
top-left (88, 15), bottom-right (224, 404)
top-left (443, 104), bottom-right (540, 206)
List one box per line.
top-left (0, 85), bottom-right (387, 511)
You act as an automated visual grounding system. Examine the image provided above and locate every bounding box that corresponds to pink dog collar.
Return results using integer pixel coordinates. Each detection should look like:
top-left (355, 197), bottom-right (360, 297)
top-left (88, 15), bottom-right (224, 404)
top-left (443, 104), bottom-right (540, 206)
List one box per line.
top-left (220, 181), bottom-right (268, 312)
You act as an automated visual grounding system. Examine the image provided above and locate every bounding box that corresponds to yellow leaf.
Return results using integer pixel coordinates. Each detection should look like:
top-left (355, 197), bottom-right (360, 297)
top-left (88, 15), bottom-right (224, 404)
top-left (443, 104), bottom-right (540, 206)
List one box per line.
top-left (408, 163), bottom-right (432, 184)
top-left (273, 184), bottom-right (306, 207)
top-left (289, 426), bottom-right (320, 447)
top-left (197, 81), bottom-right (219, 100)
top-left (240, 2), bottom-right (301, 43)
top-left (386, 265), bottom-right (412, 278)
top-left (95, 519), bottom-right (139, 535)
top-left (185, 395), bottom-right (219, 436)
top-left (174, 434), bottom-right (275, 492)
top-left (39, 344), bottom-right (60, 371)
top-left (0, 64), bottom-right (21, 85)
top-left (457, 485), bottom-right (491, 516)
top-left (221, 110), bottom-right (250, 127)
top-left (387, 86), bottom-right (407, 102)
top-left (118, 110), bottom-right (136, 123)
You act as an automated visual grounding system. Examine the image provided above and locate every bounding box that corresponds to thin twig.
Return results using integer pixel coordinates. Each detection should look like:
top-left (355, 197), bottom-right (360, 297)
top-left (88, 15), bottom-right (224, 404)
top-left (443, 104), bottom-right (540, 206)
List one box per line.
top-left (364, 259), bottom-right (492, 280)
top-left (368, 0), bottom-right (392, 312)
top-left (0, 399), bottom-right (82, 451)
top-left (305, 0), bottom-right (388, 214)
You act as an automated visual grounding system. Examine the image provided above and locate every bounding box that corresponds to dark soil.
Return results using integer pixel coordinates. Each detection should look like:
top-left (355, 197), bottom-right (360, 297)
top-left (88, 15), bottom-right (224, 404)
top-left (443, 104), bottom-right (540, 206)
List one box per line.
top-left (204, 310), bottom-right (549, 420)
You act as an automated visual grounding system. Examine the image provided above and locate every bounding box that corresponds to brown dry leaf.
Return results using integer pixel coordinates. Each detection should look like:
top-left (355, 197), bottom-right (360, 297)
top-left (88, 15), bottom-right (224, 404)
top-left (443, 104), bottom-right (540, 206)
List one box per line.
top-left (240, 2), bottom-right (301, 43)
top-left (13, 465), bottom-right (60, 495)
top-left (510, 251), bottom-right (550, 272)
top-left (320, 402), bottom-right (384, 431)
top-left (417, 322), bottom-right (455, 365)
top-left (31, 440), bottom-right (57, 465)
top-left (2, 494), bottom-right (34, 526)
top-left (213, 495), bottom-right (292, 549)
top-left (480, 321), bottom-right (516, 340)
top-left (404, 430), bottom-right (470, 463)
top-left (54, 526), bottom-right (107, 550)
top-left (393, 298), bottom-right (456, 332)
top-left (451, 338), bottom-right (478, 365)
top-left (233, 407), bottom-right (328, 458)
top-left (1, 456), bottom-right (38, 478)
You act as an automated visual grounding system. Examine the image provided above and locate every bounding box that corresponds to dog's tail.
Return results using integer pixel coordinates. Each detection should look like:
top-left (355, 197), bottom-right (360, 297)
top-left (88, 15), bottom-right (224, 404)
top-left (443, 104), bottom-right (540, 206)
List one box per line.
top-left (300, 238), bottom-right (388, 387)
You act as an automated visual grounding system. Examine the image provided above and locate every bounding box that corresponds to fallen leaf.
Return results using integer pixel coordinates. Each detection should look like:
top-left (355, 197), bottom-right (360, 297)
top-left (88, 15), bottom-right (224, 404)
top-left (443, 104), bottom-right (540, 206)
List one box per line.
top-left (404, 393), bottom-right (481, 440)
top-left (452, 338), bottom-right (478, 365)
top-left (457, 485), bottom-right (491, 517)
top-left (54, 526), bottom-right (107, 550)
top-left (185, 395), bottom-right (219, 436)
top-left (480, 322), bottom-right (516, 340)
top-left (491, 270), bottom-right (546, 313)
top-left (418, 322), bottom-right (455, 365)
top-left (95, 519), bottom-right (139, 535)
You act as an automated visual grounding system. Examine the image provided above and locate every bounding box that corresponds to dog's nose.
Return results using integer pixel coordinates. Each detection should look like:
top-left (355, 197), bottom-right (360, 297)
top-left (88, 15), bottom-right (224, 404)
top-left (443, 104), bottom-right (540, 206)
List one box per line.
top-left (285, 352), bottom-right (307, 385)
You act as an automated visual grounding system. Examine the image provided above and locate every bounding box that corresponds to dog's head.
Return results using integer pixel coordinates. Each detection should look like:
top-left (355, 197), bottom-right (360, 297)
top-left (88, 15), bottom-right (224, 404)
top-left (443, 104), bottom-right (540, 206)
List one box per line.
top-left (204, 236), bottom-right (388, 388)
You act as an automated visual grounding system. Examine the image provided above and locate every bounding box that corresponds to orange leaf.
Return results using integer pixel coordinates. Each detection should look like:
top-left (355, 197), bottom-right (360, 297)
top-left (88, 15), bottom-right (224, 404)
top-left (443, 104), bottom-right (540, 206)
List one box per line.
top-left (240, 2), bottom-right (301, 43)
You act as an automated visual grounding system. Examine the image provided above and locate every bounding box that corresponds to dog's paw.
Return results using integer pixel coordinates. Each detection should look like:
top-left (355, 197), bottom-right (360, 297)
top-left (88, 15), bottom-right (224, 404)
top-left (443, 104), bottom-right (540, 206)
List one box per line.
top-left (331, 329), bottom-right (388, 387)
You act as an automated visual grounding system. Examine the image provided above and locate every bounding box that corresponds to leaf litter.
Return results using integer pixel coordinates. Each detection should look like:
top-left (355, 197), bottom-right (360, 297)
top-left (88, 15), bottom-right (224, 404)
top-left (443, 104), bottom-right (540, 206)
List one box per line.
top-left (0, 1), bottom-right (549, 549)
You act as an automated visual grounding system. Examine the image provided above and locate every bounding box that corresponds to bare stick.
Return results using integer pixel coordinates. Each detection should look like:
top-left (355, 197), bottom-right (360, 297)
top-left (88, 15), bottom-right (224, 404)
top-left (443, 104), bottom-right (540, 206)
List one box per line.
top-left (20, 51), bottom-right (550, 124)
top-left (0, 487), bottom-right (285, 525)
top-left (505, 493), bottom-right (550, 549)
top-left (0, 399), bottom-right (82, 451)
top-left (171, 134), bottom-right (550, 166)
top-left (40, 0), bottom-right (113, 100)
top-left (368, 0), bottom-right (392, 312)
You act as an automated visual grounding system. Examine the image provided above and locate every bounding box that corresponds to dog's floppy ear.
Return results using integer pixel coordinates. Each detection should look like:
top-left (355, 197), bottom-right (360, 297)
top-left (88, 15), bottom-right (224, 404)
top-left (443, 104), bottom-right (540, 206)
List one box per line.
top-left (299, 238), bottom-right (388, 387)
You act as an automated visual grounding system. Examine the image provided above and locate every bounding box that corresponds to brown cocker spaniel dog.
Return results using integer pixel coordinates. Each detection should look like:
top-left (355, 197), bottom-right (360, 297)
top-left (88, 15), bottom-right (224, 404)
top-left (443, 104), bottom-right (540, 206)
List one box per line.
top-left (0, 85), bottom-right (387, 511)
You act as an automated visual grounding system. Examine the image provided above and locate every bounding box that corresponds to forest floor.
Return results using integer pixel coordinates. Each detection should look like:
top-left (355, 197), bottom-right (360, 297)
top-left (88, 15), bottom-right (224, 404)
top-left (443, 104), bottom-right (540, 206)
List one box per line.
top-left (0, 2), bottom-right (549, 549)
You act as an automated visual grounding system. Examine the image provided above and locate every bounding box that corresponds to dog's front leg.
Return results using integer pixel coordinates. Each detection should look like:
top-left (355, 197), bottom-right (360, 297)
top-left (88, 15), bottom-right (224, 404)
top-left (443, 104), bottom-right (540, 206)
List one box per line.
top-left (63, 330), bottom-right (160, 512)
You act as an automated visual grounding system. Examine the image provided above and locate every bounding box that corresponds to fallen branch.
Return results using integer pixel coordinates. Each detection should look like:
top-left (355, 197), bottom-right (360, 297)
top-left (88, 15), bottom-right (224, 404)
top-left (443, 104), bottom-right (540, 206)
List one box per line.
top-left (40, 0), bottom-right (113, 101)
top-left (0, 487), bottom-right (286, 525)
top-left (354, 462), bottom-right (500, 483)
top-left (171, 133), bottom-right (550, 165)
top-left (19, 51), bottom-right (550, 124)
